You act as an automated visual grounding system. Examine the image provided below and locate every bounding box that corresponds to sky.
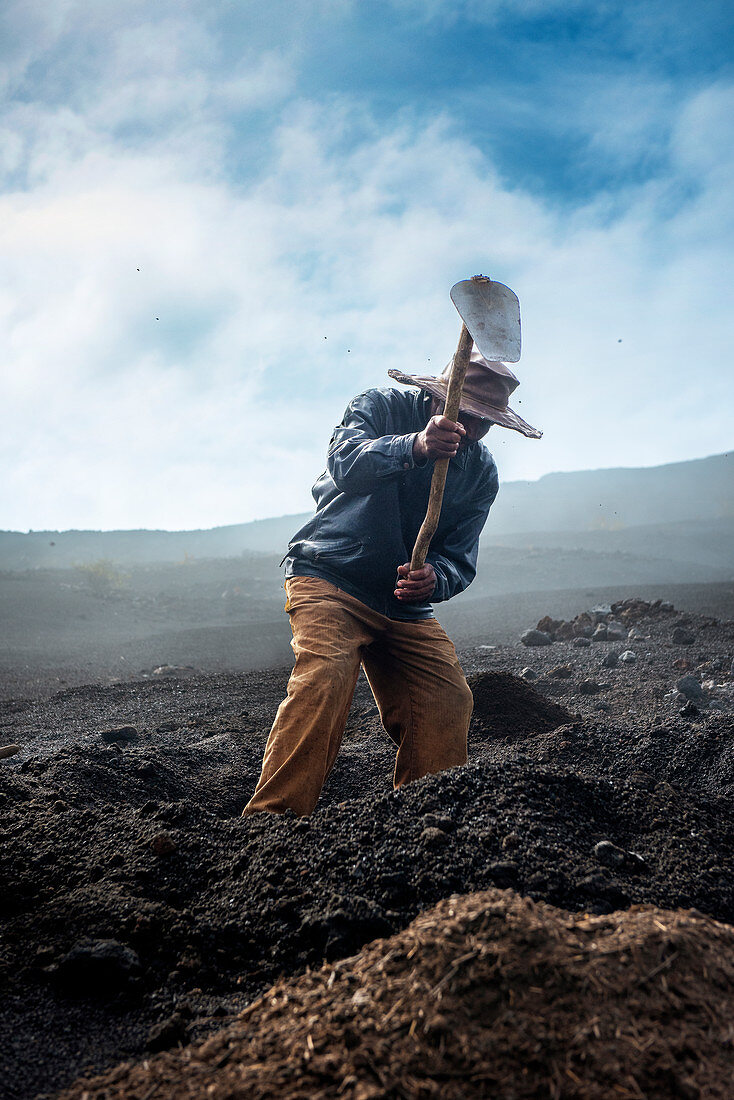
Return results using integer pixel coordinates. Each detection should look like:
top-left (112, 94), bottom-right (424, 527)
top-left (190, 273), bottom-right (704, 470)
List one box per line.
top-left (1, 0), bottom-right (733, 532)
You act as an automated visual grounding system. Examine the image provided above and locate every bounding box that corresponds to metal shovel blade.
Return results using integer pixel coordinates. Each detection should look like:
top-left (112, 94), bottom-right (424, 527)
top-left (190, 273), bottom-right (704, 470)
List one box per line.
top-left (450, 278), bottom-right (521, 363)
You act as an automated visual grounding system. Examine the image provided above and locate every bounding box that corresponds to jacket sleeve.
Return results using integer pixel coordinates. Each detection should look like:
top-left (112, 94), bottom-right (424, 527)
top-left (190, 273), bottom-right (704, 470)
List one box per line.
top-left (427, 462), bottom-right (499, 603)
top-left (327, 391), bottom-right (421, 494)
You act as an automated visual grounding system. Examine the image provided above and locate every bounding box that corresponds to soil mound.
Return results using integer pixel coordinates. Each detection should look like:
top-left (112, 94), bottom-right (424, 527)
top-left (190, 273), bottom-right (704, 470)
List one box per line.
top-left (468, 670), bottom-right (573, 738)
top-left (62, 888), bottom-right (734, 1100)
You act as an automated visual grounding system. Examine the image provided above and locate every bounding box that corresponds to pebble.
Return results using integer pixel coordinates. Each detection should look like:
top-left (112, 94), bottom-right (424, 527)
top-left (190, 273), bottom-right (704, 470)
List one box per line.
top-left (146, 1012), bottom-right (188, 1052)
top-left (593, 840), bottom-right (626, 869)
top-left (151, 831), bottom-right (177, 857)
top-left (578, 680), bottom-right (602, 695)
top-left (672, 627), bottom-right (696, 645)
top-left (0, 744), bottom-right (21, 761)
top-left (101, 726), bottom-right (138, 744)
top-left (420, 826), bottom-right (448, 846)
top-left (519, 667), bottom-right (538, 680)
top-left (572, 637), bottom-right (591, 648)
top-left (601, 650), bottom-right (620, 668)
top-left (550, 665), bottom-right (573, 678)
top-left (520, 629), bottom-right (553, 647)
top-left (675, 675), bottom-right (705, 701)
top-left (56, 939), bottom-right (141, 991)
top-left (679, 700), bottom-right (700, 718)
top-left (619, 650), bottom-right (637, 664)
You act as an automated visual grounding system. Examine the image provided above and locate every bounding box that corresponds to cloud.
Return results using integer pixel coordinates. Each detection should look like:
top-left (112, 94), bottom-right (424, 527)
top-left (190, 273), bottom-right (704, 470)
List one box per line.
top-left (1, 4), bottom-right (732, 530)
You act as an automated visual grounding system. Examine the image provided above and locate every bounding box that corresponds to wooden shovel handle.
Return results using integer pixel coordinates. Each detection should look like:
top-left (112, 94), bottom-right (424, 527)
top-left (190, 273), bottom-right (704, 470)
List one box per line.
top-left (410, 322), bottom-right (473, 571)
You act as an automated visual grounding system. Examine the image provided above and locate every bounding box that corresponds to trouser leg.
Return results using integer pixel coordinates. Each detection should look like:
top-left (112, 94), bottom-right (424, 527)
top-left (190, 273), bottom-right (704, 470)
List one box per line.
top-left (242, 577), bottom-right (372, 816)
top-left (362, 617), bottom-right (472, 788)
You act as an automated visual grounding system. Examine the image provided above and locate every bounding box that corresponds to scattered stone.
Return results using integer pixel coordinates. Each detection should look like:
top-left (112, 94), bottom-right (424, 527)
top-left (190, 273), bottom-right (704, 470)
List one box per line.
top-left (680, 700), bottom-right (700, 718)
top-left (601, 651), bottom-right (620, 669)
top-left (420, 827), bottom-right (448, 847)
top-left (501, 832), bottom-right (521, 852)
top-left (151, 831), bottom-right (177, 857)
top-left (422, 814), bottom-right (455, 832)
top-left (536, 616), bottom-right (562, 636)
top-left (520, 629), bottom-right (552, 647)
top-left (672, 627), bottom-right (696, 645)
top-left (675, 676), bottom-right (705, 702)
top-left (594, 840), bottom-right (626, 869)
top-left (590, 604), bottom-right (613, 620)
top-left (100, 726), bottom-right (138, 744)
top-left (619, 650), bottom-right (637, 664)
top-left (145, 1012), bottom-right (188, 1052)
top-left (572, 637), bottom-right (591, 648)
top-left (578, 680), bottom-right (602, 695)
top-left (0, 744), bottom-right (21, 761)
top-left (550, 665), bottom-right (573, 678)
top-left (519, 667), bottom-right (537, 681)
top-left (56, 939), bottom-right (141, 993)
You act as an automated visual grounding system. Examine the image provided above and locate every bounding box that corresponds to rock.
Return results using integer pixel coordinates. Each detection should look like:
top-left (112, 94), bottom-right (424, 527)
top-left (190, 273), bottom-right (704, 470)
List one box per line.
top-left (519, 667), bottom-right (537, 680)
top-left (0, 744), bottom-right (21, 761)
top-left (420, 826), bottom-right (448, 847)
top-left (488, 861), bottom-right (518, 884)
top-left (501, 832), bottom-right (521, 852)
top-left (592, 624), bottom-right (608, 641)
top-left (675, 675), bottom-right (705, 701)
top-left (146, 1012), bottom-right (188, 1052)
top-left (672, 627), bottom-right (696, 645)
top-left (601, 650), bottom-right (620, 669)
top-left (536, 616), bottom-right (562, 636)
top-left (550, 665), bottom-right (573, 678)
top-left (554, 621), bottom-right (576, 640)
top-left (605, 621), bottom-right (626, 640)
top-left (422, 814), bottom-right (454, 832)
top-left (151, 831), bottom-right (177, 857)
top-left (590, 604), bottom-right (613, 618)
top-left (520, 629), bottom-right (552, 647)
top-left (619, 650), bottom-right (637, 664)
top-left (572, 613), bottom-right (594, 637)
top-left (578, 680), bottom-right (602, 695)
top-left (572, 637), bottom-right (591, 648)
top-left (673, 657), bottom-right (693, 671)
top-left (593, 840), bottom-right (626, 869)
top-left (56, 939), bottom-right (141, 993)
top-left (100, 725), bottom-right (138, 744)
top-left (679, 700), bottom-right (700, 718)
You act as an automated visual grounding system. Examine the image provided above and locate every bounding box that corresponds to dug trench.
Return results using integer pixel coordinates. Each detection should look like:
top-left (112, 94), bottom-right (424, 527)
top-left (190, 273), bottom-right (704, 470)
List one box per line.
top-left (1, 600), bottom-right (733, 1098)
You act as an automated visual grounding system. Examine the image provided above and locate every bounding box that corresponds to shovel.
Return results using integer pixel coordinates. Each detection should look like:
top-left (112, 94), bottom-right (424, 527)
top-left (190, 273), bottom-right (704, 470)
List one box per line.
top-left (409, 275), bottom-right (521, 571)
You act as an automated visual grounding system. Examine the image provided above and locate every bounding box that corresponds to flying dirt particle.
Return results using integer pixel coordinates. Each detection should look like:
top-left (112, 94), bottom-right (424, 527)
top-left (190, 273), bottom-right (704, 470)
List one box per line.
top-left (618, 338), bottom-right (622, 342)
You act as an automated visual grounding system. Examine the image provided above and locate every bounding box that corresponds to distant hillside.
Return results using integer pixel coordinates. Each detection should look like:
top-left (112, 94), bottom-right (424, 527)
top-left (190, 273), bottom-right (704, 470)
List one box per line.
top-left (0, 451), bottom-right (731, 570)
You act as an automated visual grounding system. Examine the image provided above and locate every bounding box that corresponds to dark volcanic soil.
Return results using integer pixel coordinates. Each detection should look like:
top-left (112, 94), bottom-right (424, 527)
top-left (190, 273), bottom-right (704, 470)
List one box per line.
top-left (1, 598), bottom-right (733, 1098)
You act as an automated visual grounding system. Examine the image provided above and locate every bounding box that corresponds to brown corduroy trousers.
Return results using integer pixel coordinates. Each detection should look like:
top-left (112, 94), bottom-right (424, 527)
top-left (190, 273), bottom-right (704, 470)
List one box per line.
top-left (242, 576), bottom-right (473, 816)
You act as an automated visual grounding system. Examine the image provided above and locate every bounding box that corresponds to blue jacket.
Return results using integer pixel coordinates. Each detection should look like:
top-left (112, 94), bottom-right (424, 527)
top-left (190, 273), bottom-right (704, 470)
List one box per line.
top-left (284, 387), bottom-right (499, 620)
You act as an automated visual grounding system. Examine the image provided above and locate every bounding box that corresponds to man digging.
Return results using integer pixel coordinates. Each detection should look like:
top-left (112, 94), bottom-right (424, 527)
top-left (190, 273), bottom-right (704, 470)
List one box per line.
top-left (243, 338), bottom-right (541, 817)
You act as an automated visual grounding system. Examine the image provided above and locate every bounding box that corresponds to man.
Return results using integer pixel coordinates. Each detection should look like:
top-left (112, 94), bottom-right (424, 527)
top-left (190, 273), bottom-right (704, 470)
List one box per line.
top-left (243, 348), bottom-right (541, 816)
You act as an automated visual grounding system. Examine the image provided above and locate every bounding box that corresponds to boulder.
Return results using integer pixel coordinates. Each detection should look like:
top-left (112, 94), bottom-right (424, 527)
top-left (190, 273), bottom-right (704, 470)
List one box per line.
top-left (520, 629), bottom-right (552, 647)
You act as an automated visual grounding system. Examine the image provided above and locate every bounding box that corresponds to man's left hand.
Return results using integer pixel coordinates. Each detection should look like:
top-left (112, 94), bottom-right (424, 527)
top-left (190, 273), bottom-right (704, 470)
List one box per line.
top-left (394, 563), bottom-right (436, 602)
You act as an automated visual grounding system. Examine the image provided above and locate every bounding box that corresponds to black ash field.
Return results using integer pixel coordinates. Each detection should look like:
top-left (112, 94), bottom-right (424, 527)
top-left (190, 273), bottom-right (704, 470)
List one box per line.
top-left (1, 594), bottom-right (733, 1098)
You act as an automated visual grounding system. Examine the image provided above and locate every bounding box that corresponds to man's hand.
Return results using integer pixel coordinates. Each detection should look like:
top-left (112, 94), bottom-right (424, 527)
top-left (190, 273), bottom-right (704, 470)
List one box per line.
top-left (413, 415), bottom-right (466, 463)
top-left (394, 563), bottom-right (437, 602)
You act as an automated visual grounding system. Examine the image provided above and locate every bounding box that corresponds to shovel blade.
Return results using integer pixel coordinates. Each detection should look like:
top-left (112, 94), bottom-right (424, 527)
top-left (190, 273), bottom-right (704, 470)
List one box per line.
top-left (450, 278), bottom-right (521, 363)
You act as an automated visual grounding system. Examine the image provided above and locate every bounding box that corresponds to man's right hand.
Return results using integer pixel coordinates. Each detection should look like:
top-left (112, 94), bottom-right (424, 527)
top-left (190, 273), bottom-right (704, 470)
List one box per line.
top-left (413, 415), bottom-right (466, 463)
